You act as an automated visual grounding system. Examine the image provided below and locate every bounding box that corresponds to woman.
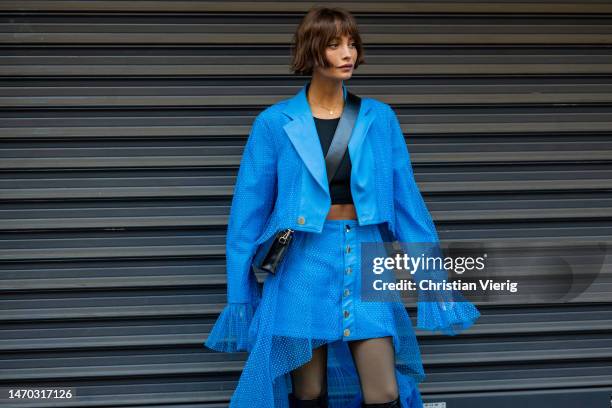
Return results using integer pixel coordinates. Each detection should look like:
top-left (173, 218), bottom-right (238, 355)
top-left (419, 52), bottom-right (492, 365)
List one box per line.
top-left (204, 6), bottom-right (481, 408)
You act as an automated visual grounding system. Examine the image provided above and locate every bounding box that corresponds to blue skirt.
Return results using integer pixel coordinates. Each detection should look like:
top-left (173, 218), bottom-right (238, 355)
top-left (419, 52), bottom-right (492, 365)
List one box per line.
top-left (228, 219), bottom-right (426, 408)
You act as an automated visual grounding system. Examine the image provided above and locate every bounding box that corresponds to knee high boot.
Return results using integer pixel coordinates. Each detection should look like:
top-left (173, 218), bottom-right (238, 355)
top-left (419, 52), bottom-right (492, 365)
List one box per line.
top-left (289, 390), bottom-right (329, 408)
top-left (361, 396), bottom-right (401, 408)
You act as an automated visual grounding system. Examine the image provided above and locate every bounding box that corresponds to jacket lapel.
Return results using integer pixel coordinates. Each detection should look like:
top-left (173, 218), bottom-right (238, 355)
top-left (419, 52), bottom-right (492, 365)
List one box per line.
top-left (282, 81), bottom-right (375, 195)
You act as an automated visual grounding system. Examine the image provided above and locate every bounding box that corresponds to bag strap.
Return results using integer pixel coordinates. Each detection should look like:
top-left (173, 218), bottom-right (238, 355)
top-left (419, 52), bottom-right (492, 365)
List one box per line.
top-left (323, 90), bottom-right (361, 183)
top-left (322, 90), bottom-right (400, 251)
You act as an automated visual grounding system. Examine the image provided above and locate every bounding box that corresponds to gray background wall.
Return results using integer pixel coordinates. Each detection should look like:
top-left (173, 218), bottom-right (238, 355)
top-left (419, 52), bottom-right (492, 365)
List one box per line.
top-left (1, 1), bottom-right (612, 407)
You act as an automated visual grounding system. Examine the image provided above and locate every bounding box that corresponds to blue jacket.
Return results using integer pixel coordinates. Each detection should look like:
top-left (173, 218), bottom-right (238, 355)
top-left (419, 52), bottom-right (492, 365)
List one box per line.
top-left (205, 81), bottom-right (480, 352)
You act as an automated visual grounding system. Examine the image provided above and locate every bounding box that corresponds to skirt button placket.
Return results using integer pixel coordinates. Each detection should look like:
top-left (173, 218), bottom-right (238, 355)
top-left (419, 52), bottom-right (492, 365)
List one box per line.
top-left (341, 222), bottom-right (356, 340)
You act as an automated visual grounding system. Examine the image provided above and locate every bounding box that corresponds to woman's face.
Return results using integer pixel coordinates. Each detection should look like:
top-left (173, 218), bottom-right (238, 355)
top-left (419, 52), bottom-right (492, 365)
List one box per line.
top-left (316, 33), bottom-right (357, 80)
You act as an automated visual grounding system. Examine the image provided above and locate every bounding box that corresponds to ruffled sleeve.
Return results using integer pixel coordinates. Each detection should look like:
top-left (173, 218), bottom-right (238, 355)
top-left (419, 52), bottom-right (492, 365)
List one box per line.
top-left (387, 103), bottom-right (481, 336)
top-left (204, 299), bottom-right (260, 352)
top-left (415, 287), bottom-right (481, 336)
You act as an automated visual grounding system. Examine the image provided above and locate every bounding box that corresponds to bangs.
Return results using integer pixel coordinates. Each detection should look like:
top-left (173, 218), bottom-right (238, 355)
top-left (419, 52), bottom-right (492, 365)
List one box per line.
top-left (321, 14), bottom-right (357, 44)
top-left (291, 6), bottom-right (366, 76)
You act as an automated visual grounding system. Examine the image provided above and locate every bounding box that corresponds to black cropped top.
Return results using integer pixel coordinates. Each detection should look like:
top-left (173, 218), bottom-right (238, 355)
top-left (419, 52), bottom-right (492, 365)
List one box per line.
top-left (313, 116), bottom-right (353, 204)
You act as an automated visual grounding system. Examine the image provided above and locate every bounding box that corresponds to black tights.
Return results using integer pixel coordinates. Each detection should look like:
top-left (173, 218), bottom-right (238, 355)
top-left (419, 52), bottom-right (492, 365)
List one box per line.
top-left (289, 336), bottom-right (399, 404)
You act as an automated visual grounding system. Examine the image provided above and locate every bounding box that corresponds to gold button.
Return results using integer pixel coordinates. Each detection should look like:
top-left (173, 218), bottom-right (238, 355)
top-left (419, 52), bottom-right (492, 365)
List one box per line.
top-left (346, 267), bottom-right (352, 275)
top-left (343, 328), bottom-right (351, 337)
top-left (297, 216), bottom-right (305, 225)
top-left (344, 288), bottom-right (350, 297)
top-left (344, 310), bottom-right (349, 318)
top-left (346, 245), bottom-right (351, 253)
top-left (345, 225), bottom-right (351, 232)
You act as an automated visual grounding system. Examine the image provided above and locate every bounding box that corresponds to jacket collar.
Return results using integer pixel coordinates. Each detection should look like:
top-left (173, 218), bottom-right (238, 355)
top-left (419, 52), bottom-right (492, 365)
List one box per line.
top-left (281, 81), bottom-right (375, 194)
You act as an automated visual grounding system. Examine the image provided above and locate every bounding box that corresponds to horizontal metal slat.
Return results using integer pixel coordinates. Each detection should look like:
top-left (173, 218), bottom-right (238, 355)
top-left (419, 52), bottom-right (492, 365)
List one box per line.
top-left (2, 1), bottom-right (612, 13)
top-left (4, 89), bottom-right (612, 108)
top-left (2, 206), bottom-right (612, 231)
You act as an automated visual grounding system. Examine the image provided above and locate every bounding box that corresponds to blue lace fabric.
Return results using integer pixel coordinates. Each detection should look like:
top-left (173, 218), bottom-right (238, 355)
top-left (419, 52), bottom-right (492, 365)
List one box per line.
top-left (205, 261), bottom-right (262, 353)
top-left (394, 241), bottom-right (482, 337)
top-left (206, 302), bottom-right (258, 353)
top-left (415, 278), bottom-right (481, 336)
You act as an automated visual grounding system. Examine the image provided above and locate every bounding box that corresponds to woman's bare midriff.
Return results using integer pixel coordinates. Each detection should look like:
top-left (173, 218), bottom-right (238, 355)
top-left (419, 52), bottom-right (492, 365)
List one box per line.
top-left (326, 203), bottom-right (357, 220)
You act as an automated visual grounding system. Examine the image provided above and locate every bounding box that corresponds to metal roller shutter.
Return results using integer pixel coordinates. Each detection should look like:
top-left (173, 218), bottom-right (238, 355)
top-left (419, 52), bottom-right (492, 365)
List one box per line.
top-left (1, 2), bottom-right (611, 407)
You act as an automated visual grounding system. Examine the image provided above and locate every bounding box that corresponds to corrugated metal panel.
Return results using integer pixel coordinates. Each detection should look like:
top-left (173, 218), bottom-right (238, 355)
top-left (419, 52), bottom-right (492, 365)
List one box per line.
top-left (1, 2), bottom-right (611, 407)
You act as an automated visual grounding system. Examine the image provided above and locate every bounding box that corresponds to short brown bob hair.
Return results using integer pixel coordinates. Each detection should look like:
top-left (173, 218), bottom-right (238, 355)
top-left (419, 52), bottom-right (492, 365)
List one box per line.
top-left (290, 6), bottom-right (365, 76)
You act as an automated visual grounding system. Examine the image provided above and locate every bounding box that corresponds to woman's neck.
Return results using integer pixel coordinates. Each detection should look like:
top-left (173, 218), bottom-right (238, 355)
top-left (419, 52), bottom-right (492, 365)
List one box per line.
top-left (307, 77), bottom-right (344, 111)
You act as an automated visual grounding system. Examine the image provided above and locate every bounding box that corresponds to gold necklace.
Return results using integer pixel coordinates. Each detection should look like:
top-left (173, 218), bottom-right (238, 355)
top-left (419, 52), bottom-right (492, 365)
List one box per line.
top-left (308, 96), bottom-right (344, 115)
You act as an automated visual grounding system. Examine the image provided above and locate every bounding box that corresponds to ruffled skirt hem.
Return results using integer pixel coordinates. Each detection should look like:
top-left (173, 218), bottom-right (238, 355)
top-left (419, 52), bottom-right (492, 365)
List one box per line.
top-left (229, 333), bottom-right (425, 408)
top-left (226, 287), bottom-right (427, 408)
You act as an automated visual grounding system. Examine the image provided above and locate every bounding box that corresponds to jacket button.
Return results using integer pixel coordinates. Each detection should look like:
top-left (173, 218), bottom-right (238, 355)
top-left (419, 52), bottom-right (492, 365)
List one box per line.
top-left (344, 310), bottom-right (350, 318)
top-left (346, 267), bottom-right (352, 275)
top-left (297, 216), bottom-right (305, 225)
top-left (343, 328), bottom-right (351, 337)
top-left (344, 288), bottom-right (350, 297)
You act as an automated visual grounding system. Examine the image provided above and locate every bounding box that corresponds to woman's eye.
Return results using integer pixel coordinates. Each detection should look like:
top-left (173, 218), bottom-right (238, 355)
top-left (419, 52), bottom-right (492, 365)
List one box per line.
top-left (328, 42), bottom-right (355, 48)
